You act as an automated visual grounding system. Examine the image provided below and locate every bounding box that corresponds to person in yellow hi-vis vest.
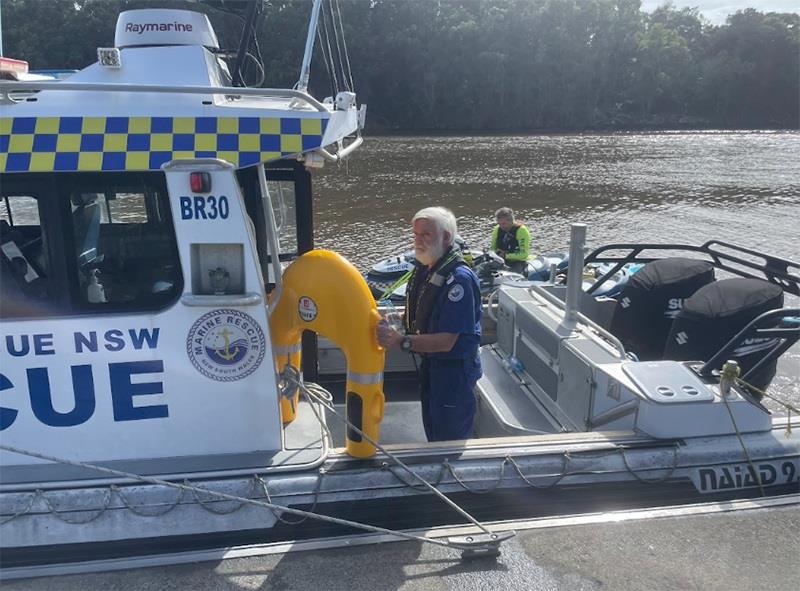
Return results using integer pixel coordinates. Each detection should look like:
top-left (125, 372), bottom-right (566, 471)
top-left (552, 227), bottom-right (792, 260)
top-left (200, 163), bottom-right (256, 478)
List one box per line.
top-left (490, 207), bottom-right (531, 274)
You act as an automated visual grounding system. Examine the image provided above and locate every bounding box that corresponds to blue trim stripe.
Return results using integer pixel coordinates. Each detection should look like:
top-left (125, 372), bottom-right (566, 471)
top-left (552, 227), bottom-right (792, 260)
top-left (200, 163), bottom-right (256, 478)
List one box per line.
top-left (1, 116), bottom-right (329, 172)
top-left (12, 118), bottom-right (36, 134)
top-left (59, 118), bottom-right (83, 133)
top-left (151, 117), bottom-right (173, 133)
top-left (106, 117), bottom-right (129, 133)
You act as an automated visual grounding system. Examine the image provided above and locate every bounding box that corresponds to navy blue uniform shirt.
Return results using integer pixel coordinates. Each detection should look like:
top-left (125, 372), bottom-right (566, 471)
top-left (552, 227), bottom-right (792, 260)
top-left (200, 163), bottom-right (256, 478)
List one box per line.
top-left (426, 265), bottom-right (482, 359)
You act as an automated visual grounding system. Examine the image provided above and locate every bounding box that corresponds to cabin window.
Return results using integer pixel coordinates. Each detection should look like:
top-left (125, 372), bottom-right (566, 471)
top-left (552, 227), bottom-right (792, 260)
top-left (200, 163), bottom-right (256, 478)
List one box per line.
top-left (0, 193), bottom-right (51, 317)
top-left (267, 180), bottom-right (298, 255)
top-left (0, 172), bottom-right (182, 319)
top-left (107, 192), bottom-right (148, 223)
top-left (236, 167), bottom-right (307, 290)
top-left (1, 195), bottom-right (41, 226)
top-left (65, 175), bottom-right (182, 310)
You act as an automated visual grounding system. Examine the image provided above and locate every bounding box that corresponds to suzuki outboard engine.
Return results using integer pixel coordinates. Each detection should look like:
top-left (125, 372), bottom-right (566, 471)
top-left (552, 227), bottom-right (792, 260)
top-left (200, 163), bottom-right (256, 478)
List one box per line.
top-left (610, 258), bottom-right (715, 360)
top-left (664, 277), bottom-right (784, 390)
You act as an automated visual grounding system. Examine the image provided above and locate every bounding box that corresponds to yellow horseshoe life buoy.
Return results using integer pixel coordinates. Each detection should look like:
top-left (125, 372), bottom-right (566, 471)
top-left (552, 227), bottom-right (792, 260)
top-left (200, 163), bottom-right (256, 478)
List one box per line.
top-left (269, 249), bottom-right (385, 458)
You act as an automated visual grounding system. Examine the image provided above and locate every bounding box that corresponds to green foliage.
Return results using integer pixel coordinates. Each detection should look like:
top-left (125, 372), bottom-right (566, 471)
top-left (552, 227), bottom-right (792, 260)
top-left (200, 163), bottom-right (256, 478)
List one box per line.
top-left (2, 0), bottom-right (797, 130)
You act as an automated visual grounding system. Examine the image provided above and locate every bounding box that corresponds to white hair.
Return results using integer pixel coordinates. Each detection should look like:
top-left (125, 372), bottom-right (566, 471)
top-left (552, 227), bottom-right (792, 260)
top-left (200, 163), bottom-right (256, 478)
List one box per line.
top-left (412, 206), bottom-right (457, 246)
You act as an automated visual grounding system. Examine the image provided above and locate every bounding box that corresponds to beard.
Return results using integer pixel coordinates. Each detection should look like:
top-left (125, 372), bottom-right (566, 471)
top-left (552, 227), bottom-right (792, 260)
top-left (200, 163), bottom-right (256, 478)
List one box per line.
top-left (415, 238), bottom-right (447, 267)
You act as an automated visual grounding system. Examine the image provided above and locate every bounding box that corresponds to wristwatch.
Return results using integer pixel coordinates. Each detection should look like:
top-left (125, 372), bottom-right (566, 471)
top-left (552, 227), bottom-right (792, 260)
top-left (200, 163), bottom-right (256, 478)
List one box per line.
top-left (400, 336), bottom-right (413, 352)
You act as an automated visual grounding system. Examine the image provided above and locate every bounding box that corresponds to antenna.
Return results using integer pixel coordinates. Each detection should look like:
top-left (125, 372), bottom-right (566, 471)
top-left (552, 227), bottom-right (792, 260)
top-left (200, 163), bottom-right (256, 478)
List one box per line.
top-left (231, 0), bottom-right (261, 87)
top-left (297, 0), bottom-right (322, 92)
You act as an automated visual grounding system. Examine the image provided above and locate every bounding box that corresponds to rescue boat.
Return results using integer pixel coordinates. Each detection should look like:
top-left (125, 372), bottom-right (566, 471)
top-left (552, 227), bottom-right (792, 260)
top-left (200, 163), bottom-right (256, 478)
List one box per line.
top-left (1, 3), bottom-right (798, 576)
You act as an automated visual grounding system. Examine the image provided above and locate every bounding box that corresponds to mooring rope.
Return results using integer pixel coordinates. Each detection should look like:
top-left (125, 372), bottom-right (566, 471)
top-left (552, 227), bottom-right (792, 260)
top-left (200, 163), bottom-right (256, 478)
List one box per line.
top-left (720, 362), bottom-right (767, 497)
top-left (288, 372), bottom-right (497, 536)
top-left (0, 442), bottom-right (499, 553)
top-left (735, 377), bottom-right (798, 437)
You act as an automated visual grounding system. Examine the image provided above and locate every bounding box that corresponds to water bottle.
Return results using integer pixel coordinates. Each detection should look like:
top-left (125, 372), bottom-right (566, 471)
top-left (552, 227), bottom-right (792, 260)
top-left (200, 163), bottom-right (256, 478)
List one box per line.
top-left (86, 269), bottom-right (107, 303)
top-left (377, 299), bottom-right (403, 331)
top-left (501, 355), bottom-right (523, 373)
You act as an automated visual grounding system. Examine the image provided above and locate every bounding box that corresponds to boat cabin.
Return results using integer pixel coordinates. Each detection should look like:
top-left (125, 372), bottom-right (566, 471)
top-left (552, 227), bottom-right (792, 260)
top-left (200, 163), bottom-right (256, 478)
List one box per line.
top-left (0, 7), bottom-right (365, 486)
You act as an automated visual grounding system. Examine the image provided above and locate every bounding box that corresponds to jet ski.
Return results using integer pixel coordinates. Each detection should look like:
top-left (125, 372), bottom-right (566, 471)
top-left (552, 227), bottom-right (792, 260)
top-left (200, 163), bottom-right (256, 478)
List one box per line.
top-left (366, 249), bottom-right (640, 302)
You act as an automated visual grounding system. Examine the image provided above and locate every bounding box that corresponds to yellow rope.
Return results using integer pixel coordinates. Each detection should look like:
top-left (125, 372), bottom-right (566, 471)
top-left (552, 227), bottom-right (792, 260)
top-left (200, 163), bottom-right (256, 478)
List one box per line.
top-left (378, 269), bottom-right (413, 301)
top-left (719, 362), bottom-right (767, 496)
top-left (734, 377), bottom-right (798, 437)
top-left (734, 377), bottom-right (800, 414)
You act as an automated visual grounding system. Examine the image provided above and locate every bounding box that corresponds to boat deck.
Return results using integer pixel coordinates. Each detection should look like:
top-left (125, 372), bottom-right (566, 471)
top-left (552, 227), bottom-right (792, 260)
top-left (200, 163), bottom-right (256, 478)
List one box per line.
top-left (4, 497), bottom-right (798, 589)
top-left (322, 372), bottom-right (429, 445)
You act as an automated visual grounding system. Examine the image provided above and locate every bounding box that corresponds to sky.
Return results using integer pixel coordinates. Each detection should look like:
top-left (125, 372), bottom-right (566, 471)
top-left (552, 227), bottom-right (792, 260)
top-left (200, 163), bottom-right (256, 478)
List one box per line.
top-left (640, 0), bottom-right (799, 24)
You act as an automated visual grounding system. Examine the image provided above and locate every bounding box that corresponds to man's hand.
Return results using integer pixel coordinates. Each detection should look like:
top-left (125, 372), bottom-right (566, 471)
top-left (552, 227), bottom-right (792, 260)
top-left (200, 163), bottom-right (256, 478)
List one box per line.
top-left (496, 249), bottom-right (506, 258)
top-left (376, 321), bottom-right (403, 349)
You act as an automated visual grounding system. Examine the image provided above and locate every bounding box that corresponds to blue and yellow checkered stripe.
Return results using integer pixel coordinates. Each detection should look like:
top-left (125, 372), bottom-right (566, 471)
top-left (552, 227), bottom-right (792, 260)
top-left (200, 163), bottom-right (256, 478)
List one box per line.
top-left (0, 116), bottom-right (328, 172)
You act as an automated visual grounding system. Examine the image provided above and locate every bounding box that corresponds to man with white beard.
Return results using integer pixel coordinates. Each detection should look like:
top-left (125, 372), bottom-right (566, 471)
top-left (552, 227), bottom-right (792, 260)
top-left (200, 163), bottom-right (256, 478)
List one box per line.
top-left (376, 207), bottom-right (482, 441)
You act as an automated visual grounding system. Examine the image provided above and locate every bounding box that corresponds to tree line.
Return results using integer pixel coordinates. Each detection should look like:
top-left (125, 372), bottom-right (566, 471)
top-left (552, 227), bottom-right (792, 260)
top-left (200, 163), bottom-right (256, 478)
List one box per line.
top-left (3, 0), bottom-right (798, 131)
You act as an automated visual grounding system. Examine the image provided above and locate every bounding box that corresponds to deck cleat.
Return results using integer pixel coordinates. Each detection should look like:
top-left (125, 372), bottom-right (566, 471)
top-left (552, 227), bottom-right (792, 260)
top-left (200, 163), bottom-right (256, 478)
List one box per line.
top-left (447, 531), bottom-right (516, 560)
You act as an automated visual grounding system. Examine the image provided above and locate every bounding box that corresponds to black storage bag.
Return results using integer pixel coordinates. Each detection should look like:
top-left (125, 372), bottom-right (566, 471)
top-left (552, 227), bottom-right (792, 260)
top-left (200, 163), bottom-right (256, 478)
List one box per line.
top-left (610, 258), bottom-right (715, 360)
top-left (664, 277), bottom-right (784, 390)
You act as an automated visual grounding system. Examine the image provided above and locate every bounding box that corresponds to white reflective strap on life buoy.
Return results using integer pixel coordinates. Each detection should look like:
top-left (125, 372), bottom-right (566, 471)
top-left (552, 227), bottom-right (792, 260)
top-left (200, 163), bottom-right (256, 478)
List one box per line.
top-left (347, 370), bottom-right (384, 385)
top-left (273, 342), bottom-right (302, 355)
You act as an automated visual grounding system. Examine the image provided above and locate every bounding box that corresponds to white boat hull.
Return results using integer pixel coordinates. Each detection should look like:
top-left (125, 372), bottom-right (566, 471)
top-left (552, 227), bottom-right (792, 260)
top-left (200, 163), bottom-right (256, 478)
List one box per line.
top-left (2, 419), bottom-right (797, 559)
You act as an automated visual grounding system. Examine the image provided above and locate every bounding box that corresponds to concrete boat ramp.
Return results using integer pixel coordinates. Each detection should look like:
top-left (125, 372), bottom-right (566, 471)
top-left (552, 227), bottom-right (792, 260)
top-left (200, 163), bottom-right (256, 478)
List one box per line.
top-left (3, 494), bottom-right (798, 590)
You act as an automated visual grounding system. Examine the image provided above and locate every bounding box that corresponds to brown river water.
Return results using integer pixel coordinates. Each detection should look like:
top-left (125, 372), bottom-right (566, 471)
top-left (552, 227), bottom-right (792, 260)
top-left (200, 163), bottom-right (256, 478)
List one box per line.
top-left (313, 131), bottom-right (799, 414)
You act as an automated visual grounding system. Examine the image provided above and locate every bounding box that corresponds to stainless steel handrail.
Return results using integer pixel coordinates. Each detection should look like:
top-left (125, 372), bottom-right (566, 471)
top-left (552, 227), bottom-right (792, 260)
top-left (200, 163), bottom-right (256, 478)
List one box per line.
top-left (181, 293), bottom-right (263, 307)
top-left (259, 163), bottom-right (285, 313)
top-left (526, 284), bottom-right (628, 360)
top-left (0, 81), bottom-right (329, 112)
top-left (317, 135), bottom-right (363, 162)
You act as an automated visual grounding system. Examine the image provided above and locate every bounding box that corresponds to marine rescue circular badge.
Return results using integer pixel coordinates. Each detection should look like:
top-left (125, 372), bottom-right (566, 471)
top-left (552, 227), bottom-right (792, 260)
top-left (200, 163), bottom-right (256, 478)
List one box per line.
top-left (186, 309), bottom-right (266, 382)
